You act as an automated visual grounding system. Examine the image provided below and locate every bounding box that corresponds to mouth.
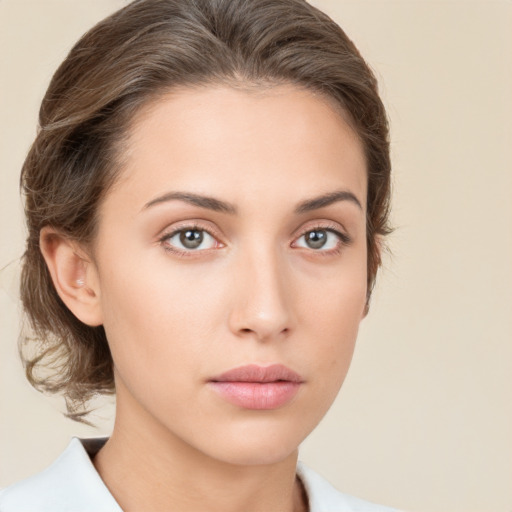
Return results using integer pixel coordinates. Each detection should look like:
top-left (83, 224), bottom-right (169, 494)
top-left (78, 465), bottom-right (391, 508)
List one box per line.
top-left (208, 364), bottom-right (304, 410)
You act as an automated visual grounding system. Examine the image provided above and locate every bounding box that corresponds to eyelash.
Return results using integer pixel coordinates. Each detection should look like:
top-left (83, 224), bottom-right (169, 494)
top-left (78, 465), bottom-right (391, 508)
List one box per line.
top-left (158, 222), bottom-right (352, 257)
top-left (293, 223), bottom-right (352, 257)
top-left (159, 222), bottom-right (221, 257)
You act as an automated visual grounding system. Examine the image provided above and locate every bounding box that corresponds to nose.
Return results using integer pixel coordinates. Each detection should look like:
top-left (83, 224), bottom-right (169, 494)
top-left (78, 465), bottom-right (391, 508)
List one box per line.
top-left (228, 247), bottom-right (295, 342)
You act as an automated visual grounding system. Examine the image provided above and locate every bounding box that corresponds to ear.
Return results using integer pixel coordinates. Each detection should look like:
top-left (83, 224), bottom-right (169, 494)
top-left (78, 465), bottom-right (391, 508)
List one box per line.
top-left (39, 227), bottom-right (103, 327)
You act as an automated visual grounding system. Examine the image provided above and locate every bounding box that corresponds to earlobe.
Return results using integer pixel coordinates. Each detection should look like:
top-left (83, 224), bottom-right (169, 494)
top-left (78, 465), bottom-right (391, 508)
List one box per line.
top-left (39, 227), bottom-right (103, 327)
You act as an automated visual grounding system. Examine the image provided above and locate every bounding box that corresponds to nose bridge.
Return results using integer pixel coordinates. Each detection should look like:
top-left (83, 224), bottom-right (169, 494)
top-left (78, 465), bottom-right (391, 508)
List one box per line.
top-left (228, 237), bottom-right (294, 341)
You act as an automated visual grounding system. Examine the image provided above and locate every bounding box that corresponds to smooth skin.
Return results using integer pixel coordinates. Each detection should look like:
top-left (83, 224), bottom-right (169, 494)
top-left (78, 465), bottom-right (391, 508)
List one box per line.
top-left (41, 84), bottom-right (369, 512)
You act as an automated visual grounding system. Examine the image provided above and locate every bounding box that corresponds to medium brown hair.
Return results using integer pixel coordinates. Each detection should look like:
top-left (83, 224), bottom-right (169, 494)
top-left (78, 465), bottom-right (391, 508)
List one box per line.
top-left (20, 0), bottom-right (391, 422)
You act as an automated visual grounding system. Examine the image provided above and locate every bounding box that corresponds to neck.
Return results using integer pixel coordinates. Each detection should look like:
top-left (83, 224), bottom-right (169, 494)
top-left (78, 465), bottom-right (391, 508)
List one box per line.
top-left (93, 391), bottom-right (308, 512)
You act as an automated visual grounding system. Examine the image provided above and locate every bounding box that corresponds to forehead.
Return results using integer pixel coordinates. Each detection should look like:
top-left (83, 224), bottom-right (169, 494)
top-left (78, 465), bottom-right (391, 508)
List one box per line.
top-left (109, 84), bottom-right (367, 213)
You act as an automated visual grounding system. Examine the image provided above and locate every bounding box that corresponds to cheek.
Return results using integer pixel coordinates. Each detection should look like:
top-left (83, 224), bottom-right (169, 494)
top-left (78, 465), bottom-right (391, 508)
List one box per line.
top-left (298, 256), bottom-right (367, 385)
top-left (97, 273), bottom-right (206, 414)
top-left (96, 256), bottom-right (225, 376)
top-left (298, 249), bottom-right (367, 331)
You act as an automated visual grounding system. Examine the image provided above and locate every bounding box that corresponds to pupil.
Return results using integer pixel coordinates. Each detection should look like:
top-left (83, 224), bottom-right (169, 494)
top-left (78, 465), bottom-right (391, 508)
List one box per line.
top-left (307, 230), bottom-right (327, 249)
top-left (180, 229), bottom-right (203, 249)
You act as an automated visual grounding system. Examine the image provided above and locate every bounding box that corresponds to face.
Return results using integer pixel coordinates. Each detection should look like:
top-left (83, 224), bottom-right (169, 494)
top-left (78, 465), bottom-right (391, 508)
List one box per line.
top-left (90, 84), bottom-right (368, 465)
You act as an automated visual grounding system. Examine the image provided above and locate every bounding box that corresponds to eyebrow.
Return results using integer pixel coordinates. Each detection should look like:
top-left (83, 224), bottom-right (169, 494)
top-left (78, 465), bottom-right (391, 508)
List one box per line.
top-left (143, 191), bottom-right (237, 214)
top-left (142, 189), bottom-right (363, 214)
top-left (294, 190), bottom-right (363, 213)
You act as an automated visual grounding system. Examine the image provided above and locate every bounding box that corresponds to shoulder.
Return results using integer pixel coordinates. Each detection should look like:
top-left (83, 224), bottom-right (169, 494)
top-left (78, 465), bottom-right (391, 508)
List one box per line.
top-left (0, 437), bottom-right (121, 512)
top-left (297, 462), bottom-right (400, 512)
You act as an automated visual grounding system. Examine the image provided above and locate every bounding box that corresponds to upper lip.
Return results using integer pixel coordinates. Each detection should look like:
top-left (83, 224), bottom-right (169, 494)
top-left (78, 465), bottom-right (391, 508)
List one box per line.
top-left (210, 364), bottom-right (303, 383)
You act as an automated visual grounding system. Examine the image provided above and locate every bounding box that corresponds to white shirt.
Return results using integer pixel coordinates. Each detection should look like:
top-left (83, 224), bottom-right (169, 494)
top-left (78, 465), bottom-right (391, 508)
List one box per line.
top-left (0, 438), bottom-right (398, 511)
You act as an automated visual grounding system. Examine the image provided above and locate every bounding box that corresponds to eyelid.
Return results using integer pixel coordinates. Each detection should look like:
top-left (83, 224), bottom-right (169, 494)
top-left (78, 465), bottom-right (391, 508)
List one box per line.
top-left (291, 221), bottom-right (353, 253)
top-left (158, 219), bottom-right (222, 240)
top-left (158, 221), bottom-right (225, 255)
top-left (157, 219), bottom-right (352, 257)
top-left (295, 220), bottom-right (351, 242)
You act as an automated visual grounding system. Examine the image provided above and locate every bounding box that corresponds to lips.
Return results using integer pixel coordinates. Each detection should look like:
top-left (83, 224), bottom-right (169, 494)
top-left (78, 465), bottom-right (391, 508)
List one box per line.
top-left (208, 364), bottom-right (303, 410)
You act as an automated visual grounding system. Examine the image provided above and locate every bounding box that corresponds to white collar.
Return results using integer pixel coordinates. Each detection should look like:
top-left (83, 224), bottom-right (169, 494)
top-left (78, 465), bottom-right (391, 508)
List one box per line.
top-left (0, 438), bottom-right (121, 512)
top-left (0, 437), bottom-right (396, 512)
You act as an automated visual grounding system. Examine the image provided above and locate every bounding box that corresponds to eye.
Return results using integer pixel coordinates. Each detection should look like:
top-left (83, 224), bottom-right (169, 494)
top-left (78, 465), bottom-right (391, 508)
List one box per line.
top-left (293, 227), bottom-right (348, 251)
top-left (161, 226), bottom-right (219, 252)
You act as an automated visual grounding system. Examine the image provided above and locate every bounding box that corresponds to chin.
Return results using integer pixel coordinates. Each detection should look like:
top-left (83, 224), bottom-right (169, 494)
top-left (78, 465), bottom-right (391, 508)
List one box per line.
top-left (212, 441), bottom-right (300, 467)
top-left (193, 417), bottom-right (311, 467)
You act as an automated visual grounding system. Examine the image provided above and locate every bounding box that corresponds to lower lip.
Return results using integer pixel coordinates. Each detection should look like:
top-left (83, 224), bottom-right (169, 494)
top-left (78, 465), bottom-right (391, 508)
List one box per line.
top-left (209, 381), bottom-right (301, 410)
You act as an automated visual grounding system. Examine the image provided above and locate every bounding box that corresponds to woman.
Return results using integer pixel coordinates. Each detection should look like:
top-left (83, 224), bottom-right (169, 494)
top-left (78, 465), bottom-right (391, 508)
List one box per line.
top-left (0, 0), bottom-right (395, 510)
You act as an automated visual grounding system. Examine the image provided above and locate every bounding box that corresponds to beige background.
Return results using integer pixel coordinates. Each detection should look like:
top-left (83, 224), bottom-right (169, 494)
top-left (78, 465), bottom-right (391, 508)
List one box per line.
top-left (1, 1), bottom-right (511, 511)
